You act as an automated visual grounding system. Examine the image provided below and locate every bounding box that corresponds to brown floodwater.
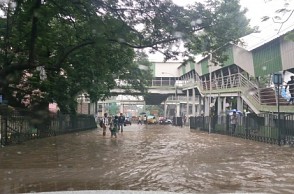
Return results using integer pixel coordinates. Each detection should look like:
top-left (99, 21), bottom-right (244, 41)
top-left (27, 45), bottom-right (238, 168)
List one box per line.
top-left (0, 124), bottom-right (294, 193)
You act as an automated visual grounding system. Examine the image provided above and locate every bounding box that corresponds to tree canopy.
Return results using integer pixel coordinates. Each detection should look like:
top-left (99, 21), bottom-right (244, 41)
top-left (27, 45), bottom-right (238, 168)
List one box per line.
top-left (0, 0), bottom-right (251, 113)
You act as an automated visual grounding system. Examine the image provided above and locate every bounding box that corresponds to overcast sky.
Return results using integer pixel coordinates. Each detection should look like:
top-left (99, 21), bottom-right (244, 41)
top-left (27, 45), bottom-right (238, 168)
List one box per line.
top-left (149, 0), bottom-right (294, 61)
top-left (172, 0), bottom-right (294, 29)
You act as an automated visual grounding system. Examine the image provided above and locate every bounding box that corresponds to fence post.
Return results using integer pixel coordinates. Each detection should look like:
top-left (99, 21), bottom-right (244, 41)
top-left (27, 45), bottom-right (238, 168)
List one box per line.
top-left (202, 116), bottom-right (205, 131)
top-left (0, 105), bottom-right (8, 146)
top-left (245, 116), bottom-right (249, 138)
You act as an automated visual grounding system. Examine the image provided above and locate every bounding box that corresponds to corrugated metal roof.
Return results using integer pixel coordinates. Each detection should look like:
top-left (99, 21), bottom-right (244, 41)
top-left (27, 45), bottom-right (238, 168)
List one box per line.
top-left (177, 16), bottom-right (294, 66)
top-left (238, 16), bottom-right (294, 51)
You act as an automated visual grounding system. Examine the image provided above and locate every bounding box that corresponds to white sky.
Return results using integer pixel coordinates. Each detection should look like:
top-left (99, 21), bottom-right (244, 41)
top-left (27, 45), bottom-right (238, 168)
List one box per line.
top-left (173, 0), bottom-right (294, 28)
top-left (149, 0), bottom-right (294, 61)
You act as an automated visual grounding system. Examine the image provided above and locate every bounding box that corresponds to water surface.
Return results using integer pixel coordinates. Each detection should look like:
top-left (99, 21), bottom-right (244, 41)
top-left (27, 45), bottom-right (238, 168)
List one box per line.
top-left (1, 124), bottom-right (294, 193)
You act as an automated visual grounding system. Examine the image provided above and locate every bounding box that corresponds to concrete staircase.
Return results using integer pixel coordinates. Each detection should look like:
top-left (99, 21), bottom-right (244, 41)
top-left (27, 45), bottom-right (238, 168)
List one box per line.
top-left (259, 88), bottom-right (289, 106)
top-left (188, 73), bottom-right (294, 114)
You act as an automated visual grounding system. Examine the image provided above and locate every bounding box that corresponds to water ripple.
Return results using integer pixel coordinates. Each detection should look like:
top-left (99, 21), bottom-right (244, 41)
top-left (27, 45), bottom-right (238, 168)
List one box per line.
top-left (0, 125), bottom-right (294, 193)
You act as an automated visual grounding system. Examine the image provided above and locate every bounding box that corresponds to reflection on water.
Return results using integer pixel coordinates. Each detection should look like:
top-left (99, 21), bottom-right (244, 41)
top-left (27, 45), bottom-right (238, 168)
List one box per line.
top-left (0, 124), bottom-right (294, 193)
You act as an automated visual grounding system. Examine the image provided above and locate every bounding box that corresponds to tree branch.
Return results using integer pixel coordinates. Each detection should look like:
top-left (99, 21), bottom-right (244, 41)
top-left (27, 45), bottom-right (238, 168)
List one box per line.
top-left (55, 40), bottom-right (95, 68)
top-left (108, 37), bottom-right (179, 48)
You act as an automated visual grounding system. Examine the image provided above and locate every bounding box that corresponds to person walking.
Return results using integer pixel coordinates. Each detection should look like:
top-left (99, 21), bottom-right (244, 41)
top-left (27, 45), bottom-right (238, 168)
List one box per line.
top-left (118, 113), bottom-right (125, 133)
top-left (183, 115), bottom-right (187, 126)
top-left (138, 116), bottom-right (142, 125)
top-left (110, 116), bottom-right (118, 138)
top-left (230, 111), bottom-right (238, 134)
top-left (101, 113), bottom-right (109, 136)
top-left (285, 76), bottom-right (294, 104)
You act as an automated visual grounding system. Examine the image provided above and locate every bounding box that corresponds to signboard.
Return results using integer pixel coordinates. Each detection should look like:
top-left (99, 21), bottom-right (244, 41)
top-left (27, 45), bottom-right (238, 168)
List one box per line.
top-left (272, 73), bottom-right (282, 85)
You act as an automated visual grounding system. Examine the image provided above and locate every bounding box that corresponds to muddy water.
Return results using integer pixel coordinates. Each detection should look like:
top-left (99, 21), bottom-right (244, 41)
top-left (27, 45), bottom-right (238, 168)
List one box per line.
top-left (0, 124), bottom-right (294, 193)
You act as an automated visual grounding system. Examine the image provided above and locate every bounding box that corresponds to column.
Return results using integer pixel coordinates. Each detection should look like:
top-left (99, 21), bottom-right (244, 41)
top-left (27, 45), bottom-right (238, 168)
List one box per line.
top-left (120, 102), bottom-right (124, 113)
top-left (223, 97), bottom-right (227, 112)
top-left (217, 96), bottom-right (222, 115)
top-left (237, 95), bottom-right (243, 111)
top-left (204, 97), bottom-right (210, 116)
top-left (164, 100), bottom-right (167, 118)
top-left (186, 90), bottom-right (189, 116)
top-left (192, 88), bottom-right (196, 116)
top-left (176, 103), bottom-right (180, 117)
top-left (197, 95), bottom-right (202, 116)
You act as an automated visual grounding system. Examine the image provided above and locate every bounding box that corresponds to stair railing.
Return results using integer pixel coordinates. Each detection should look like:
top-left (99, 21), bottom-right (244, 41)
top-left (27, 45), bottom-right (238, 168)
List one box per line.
top-left (182, 72), bottom-right (262, 107)
top-left (238, 73), bottom-right (261, 105)
top-left (199, 73), bottom-right (247, 92)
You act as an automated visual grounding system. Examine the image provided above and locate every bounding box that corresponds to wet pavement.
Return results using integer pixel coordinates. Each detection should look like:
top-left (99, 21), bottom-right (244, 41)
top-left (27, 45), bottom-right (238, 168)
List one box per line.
top-left (0, 124), bottom-right (294, 194)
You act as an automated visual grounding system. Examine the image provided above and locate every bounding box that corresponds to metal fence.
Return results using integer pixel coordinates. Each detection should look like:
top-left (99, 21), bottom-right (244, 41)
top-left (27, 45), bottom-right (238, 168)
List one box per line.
top-left (0, 106), bottom-right (97, 146)
top-left (190, 113), bottom-right (294, 146)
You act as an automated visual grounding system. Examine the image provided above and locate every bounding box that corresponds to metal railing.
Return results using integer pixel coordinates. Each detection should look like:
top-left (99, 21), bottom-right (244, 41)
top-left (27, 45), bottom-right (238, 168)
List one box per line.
top-left (190, 113), bottom-right (294, 146)
top-left (185, 73), bottom-right (293, 106)
top-left (199, 74), bottom-right (242, 91)
top-left (166, 95), bottom-right (199, 103)
top-left (239, 74), bottom-right (261, 105)
top-left (0, 107), bottom-right (97, 146)
top-left (184, 73), bottom-right (261, 108)
top-left (150, 79), bottom-right (176, 87)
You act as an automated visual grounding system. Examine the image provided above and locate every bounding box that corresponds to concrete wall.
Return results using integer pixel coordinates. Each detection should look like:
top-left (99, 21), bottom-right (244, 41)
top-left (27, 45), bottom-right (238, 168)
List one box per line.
top-left (233, 45), bottom-right (255, 76)
top-left (152, 61), bottom-right (181, 77)
top-left (280, 37), bottom-right (294, 71)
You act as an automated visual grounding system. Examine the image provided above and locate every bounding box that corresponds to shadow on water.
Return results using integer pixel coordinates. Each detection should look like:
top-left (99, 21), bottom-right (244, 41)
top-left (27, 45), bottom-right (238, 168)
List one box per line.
top-left (1, 124), bottom-right (294, 193)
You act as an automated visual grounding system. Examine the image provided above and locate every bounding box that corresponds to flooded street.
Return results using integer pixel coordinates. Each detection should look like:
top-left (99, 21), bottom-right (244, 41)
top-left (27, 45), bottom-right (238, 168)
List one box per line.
top-left (1, 124), bottom-right (294, 194)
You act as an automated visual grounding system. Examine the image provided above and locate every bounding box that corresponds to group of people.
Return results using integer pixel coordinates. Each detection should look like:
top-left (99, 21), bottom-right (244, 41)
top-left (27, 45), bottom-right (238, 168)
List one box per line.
top-left (99, 112), bottom-right (125, 138)
top-left (137, 115), bottom-right (147, 125)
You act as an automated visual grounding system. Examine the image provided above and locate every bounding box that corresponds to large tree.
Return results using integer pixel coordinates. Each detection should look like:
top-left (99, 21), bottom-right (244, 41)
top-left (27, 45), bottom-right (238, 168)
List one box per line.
top-left (0, 0), bottom-right (251, 114)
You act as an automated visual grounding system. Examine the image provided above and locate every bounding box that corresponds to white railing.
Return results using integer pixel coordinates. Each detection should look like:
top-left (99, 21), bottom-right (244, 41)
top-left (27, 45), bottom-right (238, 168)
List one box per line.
top-left (115, 79), bottom-right (177, 88)
top-left (151, 79), bottom-right (175, 87)
top-left (181, 73), bottom-right (262, 106)
top-left (166, 96), bottom-right (200, 103)
top-left (199, 74), bottom-right (243, 91)
top-left (238, 73), bottom-right (261, 105)
top-left (150, 79), bottom-right (197, 88)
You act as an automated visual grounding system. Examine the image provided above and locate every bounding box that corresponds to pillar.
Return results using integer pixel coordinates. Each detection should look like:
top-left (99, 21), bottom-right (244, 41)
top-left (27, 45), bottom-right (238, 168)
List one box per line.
top-left (164, 100), bottom-right (167, 118)
top-left (120, 103), bottom-right (124, 113)
top-left (217, 96), bottom-right (222, 115)
top-left (204, 96), bottom-right (210, 116)
top-left (186, 90), bottom-right (189, 116)
top-left (197, 95), bottom-right (202, 116)
top-left (237, 95), bottom-right (243, 111)
top-left (223, 97), bottom-right (227, 113)
top-left (192, 88), bottom-right (196, 116)
top-left (176, 103), bottom-right (180, 117)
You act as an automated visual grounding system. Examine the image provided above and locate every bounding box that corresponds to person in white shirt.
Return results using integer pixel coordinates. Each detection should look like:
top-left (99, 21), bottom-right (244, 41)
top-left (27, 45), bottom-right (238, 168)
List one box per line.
top-left (102, 113), bottom-right (109, 136)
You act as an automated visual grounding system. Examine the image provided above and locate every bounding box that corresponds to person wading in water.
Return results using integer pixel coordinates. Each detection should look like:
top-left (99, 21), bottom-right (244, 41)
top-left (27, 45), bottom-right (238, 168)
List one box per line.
top-left (101, 113), bottom-right (109, 136)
